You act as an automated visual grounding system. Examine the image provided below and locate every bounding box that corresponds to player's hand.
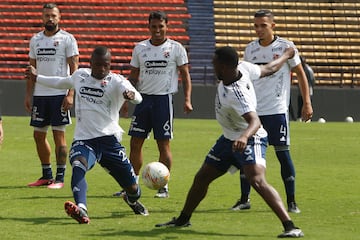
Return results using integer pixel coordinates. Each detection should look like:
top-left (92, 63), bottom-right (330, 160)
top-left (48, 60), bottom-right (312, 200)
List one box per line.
top-left (232, 136), bottom-right (248, 153)
top-left (301, 102), bottom-right (313, 122)
top-left (62, 94), bottom-right (74, 111)
top-left (25, 65), bottom-right (37, 82)
top-left (284, 47), bottom-right (295, 59)
top-left (183, 100), bottom-right (193, 114)
top-left (123, 90), bottom-right (135, 100)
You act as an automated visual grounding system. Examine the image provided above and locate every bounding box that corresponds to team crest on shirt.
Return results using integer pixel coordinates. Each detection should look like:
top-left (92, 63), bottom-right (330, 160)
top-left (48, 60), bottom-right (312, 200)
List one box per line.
top-left (53, 41), bottom-right (59, 47)
top-left (163, 51), bottom-right (170, 58)
top-left (273, 54), bottom-right (280, 59)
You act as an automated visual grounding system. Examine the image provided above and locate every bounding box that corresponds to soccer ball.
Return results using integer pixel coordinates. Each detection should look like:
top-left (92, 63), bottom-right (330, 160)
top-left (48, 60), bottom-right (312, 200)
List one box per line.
top-left (142, 162), bottom-right (170, 190)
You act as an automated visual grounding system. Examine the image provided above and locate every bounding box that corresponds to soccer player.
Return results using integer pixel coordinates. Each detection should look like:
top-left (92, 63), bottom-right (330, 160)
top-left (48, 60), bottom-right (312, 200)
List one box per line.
top-left (155, 46), bottom-right (304, 238)
top-left (114, 10), bottom-right (193, 198)
top-left (25, 3), bottom-right (79, 189)
top-left (25, 46), bottom-right (148, 224)
top-left (231, 9), bottom-right (313, 213)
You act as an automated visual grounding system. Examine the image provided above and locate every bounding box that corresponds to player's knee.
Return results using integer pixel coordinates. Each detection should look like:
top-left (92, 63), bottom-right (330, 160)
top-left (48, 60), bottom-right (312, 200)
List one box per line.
top-left (71, 158), bottom-right (87, 172)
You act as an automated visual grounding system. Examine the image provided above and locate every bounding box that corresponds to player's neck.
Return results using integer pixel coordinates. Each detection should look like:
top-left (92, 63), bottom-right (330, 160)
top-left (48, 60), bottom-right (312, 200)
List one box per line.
top-left (44, 28), bottom-right (60, 37)
top-left (259, 35), bottom-right (276, 46)
top-left (150, 38), bottom-right (167, 46)
top-left (223, 71), bottom-right (242, 86)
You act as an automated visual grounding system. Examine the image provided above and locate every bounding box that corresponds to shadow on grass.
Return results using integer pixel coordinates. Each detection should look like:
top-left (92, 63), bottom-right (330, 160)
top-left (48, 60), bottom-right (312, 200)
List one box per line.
top-left (86, 227), bottom-right (257, 238)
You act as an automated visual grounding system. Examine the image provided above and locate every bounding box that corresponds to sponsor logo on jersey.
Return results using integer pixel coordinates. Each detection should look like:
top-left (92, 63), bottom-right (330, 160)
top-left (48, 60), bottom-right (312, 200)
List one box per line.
top-left (37, 48), bottom-right (56, 55)
top-left (79, 87), bottom-right (104, 97)
top-left (144, 60), bottom-right (168, 68)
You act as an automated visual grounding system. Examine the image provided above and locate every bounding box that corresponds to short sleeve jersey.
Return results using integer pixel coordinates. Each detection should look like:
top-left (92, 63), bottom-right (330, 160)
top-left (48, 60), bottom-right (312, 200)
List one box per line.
top-left (130, 39), bottom-right (188, 95)
top-left (243, 36), bottom-right (301, 115)
top-left (215, 61), bottom-right (266, 141)
top-left (29, 30), bottom-right (79, 96)
top-left (58, 69), bottom-right (135, 141)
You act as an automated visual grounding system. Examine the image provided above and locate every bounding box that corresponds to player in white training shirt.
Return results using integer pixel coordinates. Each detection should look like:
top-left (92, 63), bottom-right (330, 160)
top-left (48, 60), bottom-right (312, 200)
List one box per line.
top-left (26, 46), bottom-right (148, 224)
top-left (25, 3), bottom-right (79, 189)
top-left (232, 9), bottom-right (313, 214)
top-left (156, 46), bottom-right (304, 238)
top-left (114, 11), bottom-right (193, 198)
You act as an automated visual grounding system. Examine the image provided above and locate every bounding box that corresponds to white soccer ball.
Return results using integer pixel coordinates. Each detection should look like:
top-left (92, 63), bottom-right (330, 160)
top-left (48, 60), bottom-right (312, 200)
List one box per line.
top-left (318, 117), bottom-right (326, 123)
top-left (142, 162), bottom-right (170, 190)
top-left (345, 116), bottom-right (354, 123)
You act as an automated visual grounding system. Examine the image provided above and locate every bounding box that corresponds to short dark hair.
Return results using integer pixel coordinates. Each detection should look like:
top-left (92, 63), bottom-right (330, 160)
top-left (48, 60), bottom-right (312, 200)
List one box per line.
top-left (254, 9), bottom-right (274, 20)
top-left (43, 3), bottom-right (59, 11)
top-left (148, 11), bottom-right (168, 24)
top-left (214, 46), bottom-right (239, 68)
top-left (91, 46), bottom-right (111, 58)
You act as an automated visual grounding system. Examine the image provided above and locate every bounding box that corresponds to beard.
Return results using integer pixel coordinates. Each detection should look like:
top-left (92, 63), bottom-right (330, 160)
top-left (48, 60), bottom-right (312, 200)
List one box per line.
top-left (44, 23), bottom-right (57, 32)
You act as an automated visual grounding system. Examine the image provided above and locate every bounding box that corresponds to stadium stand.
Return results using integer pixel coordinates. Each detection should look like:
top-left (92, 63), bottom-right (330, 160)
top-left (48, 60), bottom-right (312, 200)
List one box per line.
top-left (213, 0), bottom-right (360, 86)
top-left (1, 0), bottom-right (360, 86)
top-left (0, 0), bottom-right (190, 79)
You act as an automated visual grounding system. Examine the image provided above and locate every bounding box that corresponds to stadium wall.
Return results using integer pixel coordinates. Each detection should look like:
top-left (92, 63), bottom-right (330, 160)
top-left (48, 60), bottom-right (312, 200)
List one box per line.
top-left (0, 80), bottom-right (359, 122)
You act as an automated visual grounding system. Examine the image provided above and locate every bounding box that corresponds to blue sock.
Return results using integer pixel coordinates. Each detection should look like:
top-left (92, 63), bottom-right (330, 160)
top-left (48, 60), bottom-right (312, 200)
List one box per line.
top-left (71, 166), bottom-right (87, 206)
top-left (240, 168), bottom-right (251, 202)
top-left (275, 150), bottom-right (296, 203)
top-left (42, 164), bottom-right (53, 179)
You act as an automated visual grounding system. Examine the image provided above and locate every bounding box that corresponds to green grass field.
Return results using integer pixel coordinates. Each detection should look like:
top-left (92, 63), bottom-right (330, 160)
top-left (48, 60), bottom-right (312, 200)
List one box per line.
top-left (0, 117), bottom-right (359, 240)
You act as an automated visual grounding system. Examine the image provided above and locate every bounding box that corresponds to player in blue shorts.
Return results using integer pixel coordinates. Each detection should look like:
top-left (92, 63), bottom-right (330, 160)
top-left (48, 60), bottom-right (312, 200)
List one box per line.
top-left (155, 47), bottom-right (304, 238)
top-left (232, 9), bottom-right (313, 213)
top-left (26, 46), bottom-right (148, 224)
top-left (114, 11), bottom-right (193, 198)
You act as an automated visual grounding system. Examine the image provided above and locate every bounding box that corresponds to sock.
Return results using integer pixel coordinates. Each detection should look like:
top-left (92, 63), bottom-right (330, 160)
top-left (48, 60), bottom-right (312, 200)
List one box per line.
top-left (282, 220), bottom-right (296, 231)
top-left (42, 164), bottom-right (53, 179)
top-left (240, 170), bottom-right (250, 202)
top-left (275, 150), bottom-right (296, 202)
top-left (71, 166), bottom-right (87, 207)
top-left (135, 175), bottom-right (139, 184)
top-left (126, 186), bottom-right (141, 204)
top-left (55, 164), bottom-right (66, 182)
top-left (177, 211), bottom-right (191, 224)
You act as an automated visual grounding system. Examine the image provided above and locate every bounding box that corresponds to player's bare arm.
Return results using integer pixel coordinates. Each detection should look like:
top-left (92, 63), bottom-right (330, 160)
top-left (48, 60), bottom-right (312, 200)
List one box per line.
top-left (178, 64), bottom-right (193, 114)
top-left (24, 59), bottom-right (37, 113)
top-left (128, 67), bottom-right (140, 87)
top-left (232, 111), bottom-right (261, 153)
top-left (259, 47), bottom-right (295, 77)
top-left (292, 64), bottom-right (313, 121)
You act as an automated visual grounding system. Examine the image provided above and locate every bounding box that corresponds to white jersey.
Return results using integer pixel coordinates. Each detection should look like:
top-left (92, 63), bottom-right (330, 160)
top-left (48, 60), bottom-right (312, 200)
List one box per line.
top-left (29, 30), bottom-right (79, 96)
top-left (130, 38), bottom-right (188, 95)
top-left (244, 36), bottom-right (301, 115)
top-left (215, 61), bottom-right (267, 141)
top-left (37, 69), bottom-right (142, 141)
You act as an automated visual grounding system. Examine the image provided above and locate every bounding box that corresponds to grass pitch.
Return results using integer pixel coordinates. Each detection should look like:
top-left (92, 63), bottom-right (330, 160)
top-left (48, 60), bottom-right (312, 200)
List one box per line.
top-left (0, 117), bottom-right (359, 239)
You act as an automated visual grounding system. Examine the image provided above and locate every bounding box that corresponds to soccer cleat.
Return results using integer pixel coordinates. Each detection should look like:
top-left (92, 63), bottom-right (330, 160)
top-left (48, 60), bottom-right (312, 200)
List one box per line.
top-left (278, 228), bottom-right (304, 238)
top-left (47, 181), bottom-right (64, 189)
top-left (64, 201), bottom-right (90, 224)
top-left (113, 189), bottom-right (126, 197)
top-left (155, 217), bottom-right (191, 228)
top-left (288, 202), bottom-right (301, 213)
top-left (154, 188), bottom-right (169, 198)
top-left (230, 199), bottom-right (251, 211)
top-left (28, 177), bottom-right (54, 187)
top-left (122, 195), bottom-right (149, 216)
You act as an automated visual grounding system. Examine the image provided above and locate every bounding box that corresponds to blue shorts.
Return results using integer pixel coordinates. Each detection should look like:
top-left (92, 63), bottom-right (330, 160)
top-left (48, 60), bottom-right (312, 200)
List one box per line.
top-left (128, 94), bottom-right (173, 140)
top-left (260, 113), bottom-right (290, 146)
top-left (30, 95), bottom-right (71, 127)
top-left (69, 135), bottom-right (136, 188)
top-left (205, 135), bottom-right (267, 173)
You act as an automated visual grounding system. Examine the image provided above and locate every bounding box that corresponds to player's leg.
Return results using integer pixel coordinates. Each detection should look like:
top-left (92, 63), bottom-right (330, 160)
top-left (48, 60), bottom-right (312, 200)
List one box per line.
top-left (48, 95), bottom-right (71, 189)
top-left (231, 167), bottom-right (251, 210)
top-left (155, 135), bottom-right (231, 227)
top-left (261, 114), bottom-right (300, 213)
top-left (153, 94), bottom-right (173, 198)
top-left (28, 96), bottom-right (53, 186)
top-left (99, 136), bottom-right (148, 216)
top-left (65, 140), bottom-right (95, 224)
